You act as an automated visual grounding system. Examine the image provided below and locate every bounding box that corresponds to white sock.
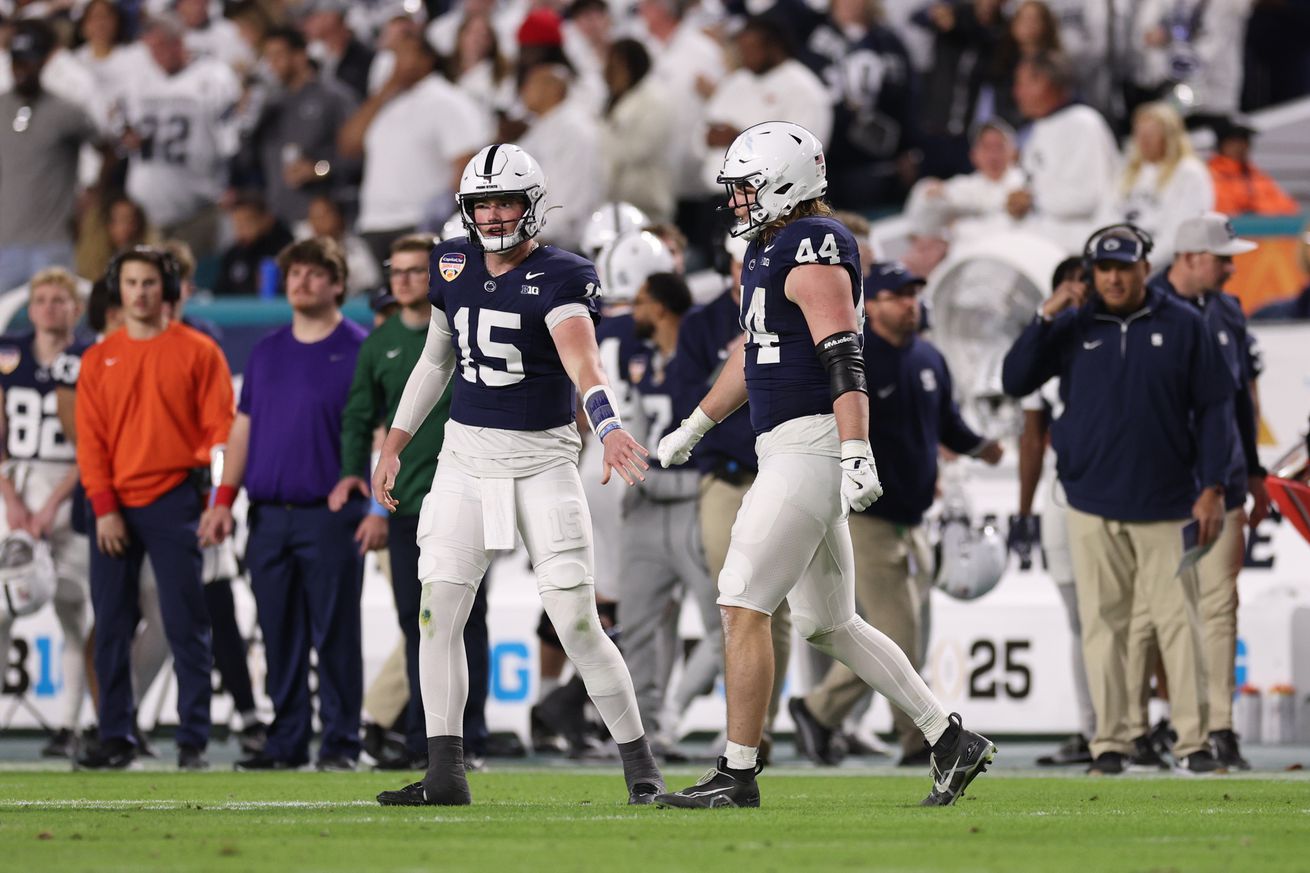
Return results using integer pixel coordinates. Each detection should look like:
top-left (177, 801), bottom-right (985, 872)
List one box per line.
top-left (809, 616), bottom-right (950, 745)
top-left (540, 585), bottom-right (644, 744)
top-left (725, 741), bottom-right (758, 771)
top-left (417, 581), bottom-right (477, 737)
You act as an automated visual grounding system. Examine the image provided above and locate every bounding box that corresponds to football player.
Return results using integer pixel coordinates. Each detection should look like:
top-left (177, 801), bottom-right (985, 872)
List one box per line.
top-left (373, 144), bottom-right (665, 806)
top-left (655, 121), bottom-right (996, 808)
top-left (0, 268), bottom-right (90, 758)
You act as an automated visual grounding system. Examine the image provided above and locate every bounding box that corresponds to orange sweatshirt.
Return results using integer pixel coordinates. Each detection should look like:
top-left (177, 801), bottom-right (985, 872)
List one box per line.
top-left (76, 322), bottom-right (235, 516)
top-left (1208, 155), bottom-right (1300, 216)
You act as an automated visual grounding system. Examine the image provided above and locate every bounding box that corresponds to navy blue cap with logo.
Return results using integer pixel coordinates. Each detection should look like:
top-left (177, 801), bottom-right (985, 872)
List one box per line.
top-left (865, 261), bottom-right (927, 297)
top-left (1082, 223), bottom-right (1154, 273)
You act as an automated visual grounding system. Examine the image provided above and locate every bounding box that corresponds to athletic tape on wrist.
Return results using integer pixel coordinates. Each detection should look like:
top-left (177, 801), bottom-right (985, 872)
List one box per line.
top-left (583, 385), bottom-right (624, 441)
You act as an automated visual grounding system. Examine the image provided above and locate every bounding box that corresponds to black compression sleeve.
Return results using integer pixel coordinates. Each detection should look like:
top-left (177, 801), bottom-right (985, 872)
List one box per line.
top-left (815, 331), bottom-right (868, 401)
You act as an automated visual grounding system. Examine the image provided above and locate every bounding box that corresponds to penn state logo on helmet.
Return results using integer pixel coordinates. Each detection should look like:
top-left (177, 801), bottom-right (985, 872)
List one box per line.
top-left (0, 531), bottom-right (56, 618)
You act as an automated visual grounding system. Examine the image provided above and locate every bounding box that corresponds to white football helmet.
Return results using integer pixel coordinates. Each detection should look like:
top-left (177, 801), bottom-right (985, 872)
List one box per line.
top-left (935, 514), bottom-right (1008, 601)
top-left (0, 531), bottom-right (56, 618)
top-left (439, 213), bottom-right (468, 242)
top-left (718, 121), bottom-right (828, 239)
top-left (580, 202), bottom-right (649, 261)
top-left (596, 231), bottom-right (675, 305)
top-left (457, 144), bottom-right (548, 252)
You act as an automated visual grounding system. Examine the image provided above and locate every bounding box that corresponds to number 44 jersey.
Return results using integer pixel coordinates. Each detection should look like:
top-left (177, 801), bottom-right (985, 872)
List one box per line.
top-left (738, 216), bottom-right (863, 435)
top-left (0, 333), bottom-right (87, 462)
top-left (429, 239), bottom-right (602, 431)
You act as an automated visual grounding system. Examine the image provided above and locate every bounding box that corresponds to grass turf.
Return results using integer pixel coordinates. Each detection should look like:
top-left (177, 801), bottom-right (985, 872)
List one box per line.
top-left (1, 769), bottom-right (1307, 872)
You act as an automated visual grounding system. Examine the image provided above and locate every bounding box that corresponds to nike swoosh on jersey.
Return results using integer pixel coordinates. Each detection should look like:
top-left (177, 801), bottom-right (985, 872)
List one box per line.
top-left (386, 348), bottom-right (402, 359)
top-left (876, 384), bottom-right (896, 399)
top-left (763, 244), bottom-right (776, 252)
top-left (1083, 340), bottom-right (1103, 350)
top-left (525, 271), bottom-right (546, 280)
top-left (105, 358), bottom-right (119, 366)
top-left (329, 354), bottom-right (346, 362)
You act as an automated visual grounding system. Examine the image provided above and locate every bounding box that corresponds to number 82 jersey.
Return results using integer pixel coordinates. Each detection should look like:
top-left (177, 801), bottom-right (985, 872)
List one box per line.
top-left (429, 239), bottom-right (602, 431)
top-left (738, 216), bottom-right (863, 435)
top-left (0, 333), bottom-right (86, 462)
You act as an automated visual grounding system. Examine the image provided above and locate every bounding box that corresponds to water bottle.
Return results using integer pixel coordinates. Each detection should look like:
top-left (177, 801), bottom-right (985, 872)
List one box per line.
top-left (258, 257), bottom-right (280, 300)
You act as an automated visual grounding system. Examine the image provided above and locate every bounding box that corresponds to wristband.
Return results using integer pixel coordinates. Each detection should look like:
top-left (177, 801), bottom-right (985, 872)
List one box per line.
top-left (841, 439), bottom-right (871, 460)
top-left (214, 484), bottom-right (239, 508)
top-left (583, 385), bottom-right (624, 441)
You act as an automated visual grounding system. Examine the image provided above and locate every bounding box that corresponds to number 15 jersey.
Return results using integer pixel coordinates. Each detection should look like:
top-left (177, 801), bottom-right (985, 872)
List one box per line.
top-left (429, 239), bottom-right (602, 431)
top-left (738, 216), bottom-right (862, 435)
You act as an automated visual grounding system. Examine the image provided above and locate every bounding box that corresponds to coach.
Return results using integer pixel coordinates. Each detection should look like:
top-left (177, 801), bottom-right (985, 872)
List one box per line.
top-left (1002, 224), bottom-right (1233, 775)
top-left (200, 238), bottom-right (367, 771)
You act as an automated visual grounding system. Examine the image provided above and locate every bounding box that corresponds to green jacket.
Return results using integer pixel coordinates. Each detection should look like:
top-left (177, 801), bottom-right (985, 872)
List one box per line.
top-left (340, 312), bottom-right (451, 516)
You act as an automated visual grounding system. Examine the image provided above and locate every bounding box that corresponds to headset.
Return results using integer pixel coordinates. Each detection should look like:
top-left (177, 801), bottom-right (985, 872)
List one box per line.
top-left (1081, 223), bottom-right (1154, 277)
top-left (105, 245), bottom-right (183, 303)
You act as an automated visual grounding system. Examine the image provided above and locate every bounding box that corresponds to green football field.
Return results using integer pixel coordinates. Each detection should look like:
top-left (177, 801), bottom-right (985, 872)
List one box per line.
top-left (2, 767), bottom-right (1308, 873)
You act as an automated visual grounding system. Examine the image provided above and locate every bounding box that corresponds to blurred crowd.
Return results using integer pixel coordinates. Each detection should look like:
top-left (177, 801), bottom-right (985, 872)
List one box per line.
top-left (0, 0), bottom-right (1308, 297)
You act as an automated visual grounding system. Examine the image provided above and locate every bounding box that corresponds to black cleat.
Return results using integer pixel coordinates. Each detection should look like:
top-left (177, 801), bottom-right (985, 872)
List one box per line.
top-left (655, 757), bottom-right (762, 809)
top-left (1037, 733), bottom-right (1093, 766)
top-left (1209, 730), bottom-right (1250, 771)
top-left (1087, 751), bottom-right (1126, 775)
top-left (76, 737), bottom-right (138, 770)
top-left (1127, 734), bottom-right (1170, 772)
top-left (316, 756), bottom-right (357, 772)
top-left (238, 722), bottom-right (268, 756)
top-left (789, 697), bottom-right (843, 766)
top-left (1174, 749), bottom-right (1228, 776)
top-left (234, 754), bottom-right (300, 771)
top-left (178, 745), bottom-right (209, 771)
top-left (920, 714), bottom-right (997, 806)
top-left (628, 781), bottom-right (663, 805)
top-left (41, 729), bottom-right (78, 759)
top-left (377, 782), bottom-right (433, 806)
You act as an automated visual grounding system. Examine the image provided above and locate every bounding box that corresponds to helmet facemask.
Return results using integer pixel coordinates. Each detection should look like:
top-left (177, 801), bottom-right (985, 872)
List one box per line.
top-left (459, 192), bottom-right (541, 253)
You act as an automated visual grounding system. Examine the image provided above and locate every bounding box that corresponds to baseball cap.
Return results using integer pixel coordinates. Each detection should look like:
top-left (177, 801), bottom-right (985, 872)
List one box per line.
top-left (10, 20), bottom-right (56, 62)
top-left (1174, 211), bottom-right (1257, 256)
top-left (866, 261), bottom-right (926, 296)
top-left (518, 9), bottom-right (564, 47)
top-left (1089, 231), bottom-right (1148, 265)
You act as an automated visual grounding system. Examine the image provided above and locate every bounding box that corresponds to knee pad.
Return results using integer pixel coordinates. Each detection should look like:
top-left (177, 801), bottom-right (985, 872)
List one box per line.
top-left (534, 547), bottom-right (592, 593)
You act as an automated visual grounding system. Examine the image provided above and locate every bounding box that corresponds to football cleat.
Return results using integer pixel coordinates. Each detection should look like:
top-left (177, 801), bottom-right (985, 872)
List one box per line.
top-left (377, 779), bottom-right (472, 807)
top-left (628, 781), bottom-right (663, 805)
top-left (1087, 751), bottom-right (1126, 775)
top-left (1036, 733), bottom-right (1093, 766)
top-left (75, 737), bottom-right (139, 771)
top-left (1174, 749), bottom-right (1228, 776)
top-left (41, 728), bottom-right (78, 759)
top-left (788, 697), bottom-right (842, 766)
top-left (1126, 734), bottom-right (1170, 772)
top-left (1209, 730), bottom-right (1250, 771)
top-left (920, 713), bottom-right (996, 807)
top-left (178, 745), bottom-right (209, 771)
top-left (655, 757), bottom-right (762, 809)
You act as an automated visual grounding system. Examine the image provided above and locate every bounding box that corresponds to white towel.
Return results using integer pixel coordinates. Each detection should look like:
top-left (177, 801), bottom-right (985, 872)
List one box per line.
top-left (480, 477), bottom-right (517, 550)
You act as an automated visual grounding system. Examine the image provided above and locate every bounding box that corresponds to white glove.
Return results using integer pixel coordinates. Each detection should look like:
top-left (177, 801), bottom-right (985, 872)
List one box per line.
top-left (840, 440), bottom-right (883, 512)
top-left (657, 406), bottom-right (718, 468)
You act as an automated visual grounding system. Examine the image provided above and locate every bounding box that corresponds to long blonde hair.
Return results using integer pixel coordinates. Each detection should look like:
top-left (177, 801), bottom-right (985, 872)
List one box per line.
top-left (1121, 102), bottom-right (1195, 196)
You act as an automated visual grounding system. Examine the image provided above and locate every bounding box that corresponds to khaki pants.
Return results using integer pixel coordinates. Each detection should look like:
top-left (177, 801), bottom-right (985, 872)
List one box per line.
top-left (1068, 508), bottom-right (1209, 759)
top-left (363, 549), bottom-right (410, 728)
top-left (1127, 507), bottom-right (1244, 737)
top-left (699, 471), bottom-right (792, 727)
top-left (804, 514), bottom-right (932, 755)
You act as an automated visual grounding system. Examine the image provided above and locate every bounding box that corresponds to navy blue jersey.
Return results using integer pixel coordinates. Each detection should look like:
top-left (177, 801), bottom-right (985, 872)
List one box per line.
top-left (595, 312), bottom-right (646, 409)
top-left (633, 349), bottom-right (697, 472)
top-left (429, 240), bottom-right (602, 431)
top-left (738, 216), bottom-right (863, 434)
top-left (675, 289), bottom-right (758, 475)
top-left (0, 333), bottom-right (86, 462)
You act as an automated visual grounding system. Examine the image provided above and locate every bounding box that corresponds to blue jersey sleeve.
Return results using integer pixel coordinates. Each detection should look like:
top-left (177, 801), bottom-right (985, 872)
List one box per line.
top-left (770, 217), bottom-right (863, 294)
